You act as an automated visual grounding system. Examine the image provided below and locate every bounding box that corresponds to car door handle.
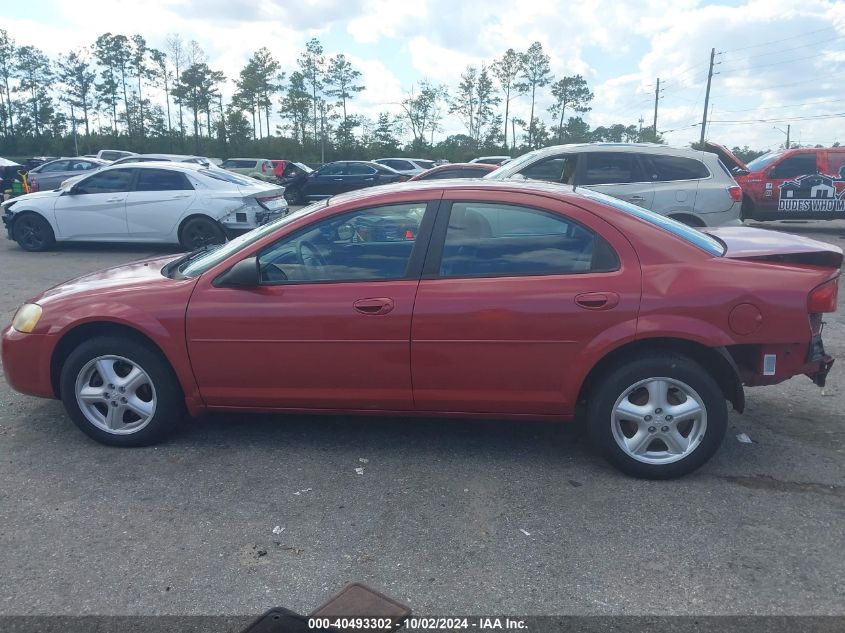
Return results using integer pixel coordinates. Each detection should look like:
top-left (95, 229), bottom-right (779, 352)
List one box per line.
top-left (332, 178), bottom-right (344, 181)
top-left (171, 193), bottom-right (191, 199)
top-left (105, 197), bottom-right (124, 202)
top-left (627, 195), bottom-right (646, 202)
top-left (575, 292), bottom-right (620, 310)
top-left (353, 298), bottom-right (395, 315)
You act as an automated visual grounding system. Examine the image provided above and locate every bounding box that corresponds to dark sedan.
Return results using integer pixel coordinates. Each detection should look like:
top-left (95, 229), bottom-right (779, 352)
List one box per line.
top-left (409, 162), bottom-right (498, 180)
top-left (285, 161), bottom-right (407, 204)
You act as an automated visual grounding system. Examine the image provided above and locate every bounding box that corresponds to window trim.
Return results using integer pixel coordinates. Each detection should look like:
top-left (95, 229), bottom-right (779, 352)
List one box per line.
top-left (768, 152), bottom-right (819, 179)
top-left (422, 199), bottom-right (621, 280)
top-left (255, 200), bottom-right (440, 286)
top-left (638, 154), bottom-right (712, 183)
top-left (74, 167), bottom-right (138, 194)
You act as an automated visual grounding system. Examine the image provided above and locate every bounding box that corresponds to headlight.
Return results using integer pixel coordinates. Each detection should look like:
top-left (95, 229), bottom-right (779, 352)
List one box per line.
top-left (12, 303), bottom-right (42, 333)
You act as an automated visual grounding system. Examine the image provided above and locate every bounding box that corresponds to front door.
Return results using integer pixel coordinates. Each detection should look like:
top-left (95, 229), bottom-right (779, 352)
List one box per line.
top-left (53, 168), bottom-right (134, 240)
top-left (125, 168), bottom-right (196, 239)
top-left (186, 201), bottom-right (436, 410)
top-left (411, 194), bottom-right (640, 416)
top-left (759, 151), bottom-right (819, 216)
top-left (302, 163), bottom-right (346, 200)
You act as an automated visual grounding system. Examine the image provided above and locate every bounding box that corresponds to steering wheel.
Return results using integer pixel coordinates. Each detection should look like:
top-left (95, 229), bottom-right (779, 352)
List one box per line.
top-left (260, 263), bottom-right (289, 283)
top-left (298, 240), bottom-right (327, 267)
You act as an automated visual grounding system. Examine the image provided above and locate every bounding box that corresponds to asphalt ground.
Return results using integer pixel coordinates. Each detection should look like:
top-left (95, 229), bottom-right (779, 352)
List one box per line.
top-left (0, 217), bottom-right (843, 619)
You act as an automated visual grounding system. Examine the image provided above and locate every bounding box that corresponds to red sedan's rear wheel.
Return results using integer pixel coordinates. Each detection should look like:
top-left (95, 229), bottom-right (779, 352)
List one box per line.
top-left (587, 354), bottom-right (727, 479)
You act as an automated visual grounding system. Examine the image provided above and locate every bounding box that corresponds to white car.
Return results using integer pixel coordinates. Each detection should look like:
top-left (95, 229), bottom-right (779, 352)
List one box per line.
top-left (470, 155), bottom-right (512, 165)
top-left (485, 143), bottom-right (742, 227)
top-left (2, 162), bottom-right (288, 252)
top-left (373, 158), bottom-right (436, 176)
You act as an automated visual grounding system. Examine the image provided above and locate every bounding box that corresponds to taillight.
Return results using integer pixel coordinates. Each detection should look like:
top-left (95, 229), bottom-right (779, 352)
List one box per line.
top-left (808, 278), bottom-right (839, 313)
top-left (728, 185), bottom-right (742, 202)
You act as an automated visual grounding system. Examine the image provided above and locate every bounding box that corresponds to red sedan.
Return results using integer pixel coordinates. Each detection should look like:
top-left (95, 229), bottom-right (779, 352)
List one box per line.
top-left (409, 163), bottom-right (498, 180)
top-left (2, 181), bottom-right (839, 478)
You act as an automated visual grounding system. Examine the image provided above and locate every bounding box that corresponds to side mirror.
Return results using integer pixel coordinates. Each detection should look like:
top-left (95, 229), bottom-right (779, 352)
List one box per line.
top-left (65, 185), bottom-right (79, 195)
top-left (215, 256), bottom-right (259, 287)
top-left (508, 173), bottom-right (527, 181)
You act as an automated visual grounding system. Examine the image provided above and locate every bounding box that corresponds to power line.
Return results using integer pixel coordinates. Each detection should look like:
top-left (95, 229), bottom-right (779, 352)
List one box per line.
top-left (715, 97), bottom-right (845, 113)
top-left (708, 112), bottom-right (845, 124)
top-left (719, 25), bottom-right (837, 54)
top-left (720, 75), bottom-right (836, 94)
top-left (719, 50), bottom-right (833, 74)
top-left (720, 34), bottom-right (844, 65)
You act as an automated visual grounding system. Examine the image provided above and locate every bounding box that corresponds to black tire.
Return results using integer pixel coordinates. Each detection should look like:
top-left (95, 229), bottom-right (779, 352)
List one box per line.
top-left (741, 196), bottom-right (755, 221)
top-left (59, 336), bottom-right (183, 447)
top-left (13, 212), bottom-right (55, 252)
top-left (587, 354), bottom-right (727, 479)
top-left (284, 187), bottom-right (305, 205)
top-left (179, 216), bottom-right (226, 251)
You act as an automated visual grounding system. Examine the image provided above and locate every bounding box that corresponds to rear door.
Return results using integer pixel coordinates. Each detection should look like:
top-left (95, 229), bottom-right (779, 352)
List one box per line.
top-left (639, 153), bottom-right (711, 216)
top-left (125, 168), bottom-right (196, 239)
top-left (53, 168), bottom-right (134, 239)
top-left (31, 160), bottom-right (70, 190)
top-left (343, 162), bottom-right (379, 191)
top-left (410, 191), bottom-right (640, 416)
top-left (576, 151), bottom-right (656, 209)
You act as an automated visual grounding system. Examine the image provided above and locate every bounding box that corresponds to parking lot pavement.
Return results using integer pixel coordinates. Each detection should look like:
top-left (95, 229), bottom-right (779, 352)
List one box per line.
top-left (0, 222), bottom-right (843, 618)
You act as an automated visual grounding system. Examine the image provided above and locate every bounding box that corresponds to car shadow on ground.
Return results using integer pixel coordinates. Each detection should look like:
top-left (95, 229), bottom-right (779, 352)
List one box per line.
top-left (745, 220), bottom-right (845, 239)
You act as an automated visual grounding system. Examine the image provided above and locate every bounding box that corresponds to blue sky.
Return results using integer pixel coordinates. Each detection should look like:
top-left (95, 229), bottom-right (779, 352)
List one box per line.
top-left (4, 0), bottom-right (844, 149)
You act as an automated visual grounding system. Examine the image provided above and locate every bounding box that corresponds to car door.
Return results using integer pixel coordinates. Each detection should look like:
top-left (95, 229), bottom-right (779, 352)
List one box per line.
top-left (576, 151), bottom-right (656, 209)
top-left (31, 160), bottom-right (70, 190)
top-left (302, 162), bottom-right (346, 199)
top-left (343, 162), bottom-right (379, 191)
top-left (761, 151), bottom-right (820, 215)
top-left (411, 192), bottom-right (640, 416)
top-left (125, 168), bottom-right (196, 239)
top-left (638, 153), bottom-right (710, 216)
top-left (185, 200), bottom-right (437, 410)
top-left (52, 168), bottom-right (134, 240)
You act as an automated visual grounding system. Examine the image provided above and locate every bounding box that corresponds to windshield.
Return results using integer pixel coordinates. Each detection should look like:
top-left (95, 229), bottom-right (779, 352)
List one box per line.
top-left (577, 189), bottom-right (726, 256)
top-left (293, 162), bottom-right (313, 173)
top-left (746, 152), bottom-right (783, 172)
top-left (179, 200), bottom-right (329, 277)
top-left (484, 150), bottom-right (541, 179)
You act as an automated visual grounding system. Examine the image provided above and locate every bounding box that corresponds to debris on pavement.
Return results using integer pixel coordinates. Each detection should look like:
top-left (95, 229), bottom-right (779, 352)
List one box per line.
top-left (293, 488), bottom-right (312, 496)
top-left (359, 458), bottom-right (369, 463)
top-left (736, 433), bottom-right (754, 444)
top-left (519, 528), bottom-right (531, 536)
top-left (355, 467), bottom-right (365, 475)
top-left (272, 525), bottom-right (285, 535)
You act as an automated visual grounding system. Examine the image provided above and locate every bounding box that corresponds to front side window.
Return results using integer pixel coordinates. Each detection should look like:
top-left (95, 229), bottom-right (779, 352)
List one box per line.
top-left (380, 160), bottom-right (410, 170)
top-left (135, 169), bottom-right (192, 192)
top-left (258, 203), bottom-right (427, 283)
top-left (414, 160), bottom-right (435, 169)
top-left (70, 160), bottom-right (98, 171)
top-left (40, 160), bottom-right (70, 173)
top-left (770, 153), bottom-right (817, 179)
top-left (75, 168), bottom-right (134, 194)
top-left (438, 202), bottom-right (618, 278)
top-left (581, 152), bottom-right (643, 185)
top-left (641, 155), bottom-right (710, 181)
top-left (317, 163), bottom-right (345, 176)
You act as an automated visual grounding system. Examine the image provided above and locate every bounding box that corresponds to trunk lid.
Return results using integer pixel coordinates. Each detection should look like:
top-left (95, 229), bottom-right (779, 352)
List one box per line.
top-left (704, 141), bottom-right (749, 174)
top-left (705, 226), bottom-right (843, 268)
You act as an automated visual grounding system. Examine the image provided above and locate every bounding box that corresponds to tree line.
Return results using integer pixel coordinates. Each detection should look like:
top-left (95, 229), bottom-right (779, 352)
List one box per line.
top-left (0, 29), bottom-right (676, 163)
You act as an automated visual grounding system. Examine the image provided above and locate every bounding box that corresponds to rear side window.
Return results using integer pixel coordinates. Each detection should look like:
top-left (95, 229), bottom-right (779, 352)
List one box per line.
top-left (578, 189), bottom-right (725, 256)
top-left (199, 169), bottom-right (254, 186)
top-left (641, 155), bottom-right (710, 181)
top-left (346, 163), bottom-right (377, 175)
top-left (380, 159), bottom-right (412, 170)
top-left (581, 152), bottom-right (644, 185)
top-left (135, 169), bottom-right (192, 191)
top-left (770, 154), bottom-right (817, 179)
top-left (827, 151), bottom-right (845, 179)
top-left (317, 163), bottom-right (345, 176)
top-left (438, 202), bottom-right (619, 278)
top-left (414, 160), bottom-right (435, 169)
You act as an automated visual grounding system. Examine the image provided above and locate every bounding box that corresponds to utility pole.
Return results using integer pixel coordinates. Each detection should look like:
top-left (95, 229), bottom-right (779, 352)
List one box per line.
top-left (699, 48), bottom-right (716, 146)
top-left (70, 104), bottom-right (78, 157)
top-left (653, 77), bottom-right (660, 137)
top-left (786, 124), bottom-right (790, 149)
top-left (638, 116), bottom-right (644, 140)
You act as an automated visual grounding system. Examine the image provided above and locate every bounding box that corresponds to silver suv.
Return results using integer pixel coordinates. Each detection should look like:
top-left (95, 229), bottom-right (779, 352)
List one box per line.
top-left (485, 143), bottom-right (742, 227)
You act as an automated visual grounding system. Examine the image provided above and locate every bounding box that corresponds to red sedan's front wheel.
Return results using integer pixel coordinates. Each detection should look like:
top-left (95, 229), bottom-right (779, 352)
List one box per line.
top-left (588, 354), bottom-right (727, 479)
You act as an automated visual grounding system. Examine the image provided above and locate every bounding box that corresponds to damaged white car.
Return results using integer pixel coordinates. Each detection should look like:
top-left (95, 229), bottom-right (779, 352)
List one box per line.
top-left (1, 162), bottom-right (288, 252)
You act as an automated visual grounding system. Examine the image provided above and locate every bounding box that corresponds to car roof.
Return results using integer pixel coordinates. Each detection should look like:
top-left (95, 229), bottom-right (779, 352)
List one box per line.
top-left (429, 162), bottom-right (498, 170)
top-left (226, 157), bottom-right (270, 161)
top-left (328, 178), bottom-right (587, 207)
top-left (104, 161), bottom-right (206, 172)
top-left (525, 142), bottom-right (713, 158)
top-left (133, 153), bottom-right (202, 160)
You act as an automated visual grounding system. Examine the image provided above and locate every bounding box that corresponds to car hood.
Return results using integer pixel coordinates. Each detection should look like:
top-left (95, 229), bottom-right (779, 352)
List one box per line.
top-left (705, 226), bottom-right (843, 268)
top-left (5, 189), bottom-right (64, 205)
top-left (34, 254), bottom-right (189, 306)
top-left (704, 141), bottom-right (749, 173)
